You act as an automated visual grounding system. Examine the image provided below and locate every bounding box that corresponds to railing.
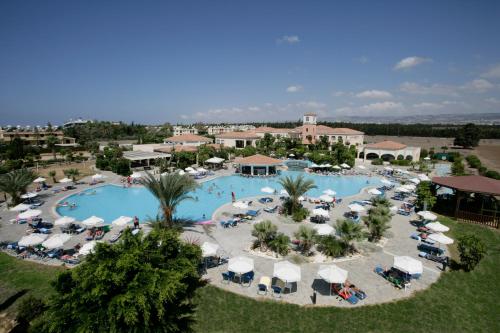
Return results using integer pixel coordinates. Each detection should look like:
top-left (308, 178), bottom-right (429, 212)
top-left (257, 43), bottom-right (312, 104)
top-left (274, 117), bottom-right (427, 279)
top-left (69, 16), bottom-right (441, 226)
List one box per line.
top-left (456, 210), bottom-right (500, 229)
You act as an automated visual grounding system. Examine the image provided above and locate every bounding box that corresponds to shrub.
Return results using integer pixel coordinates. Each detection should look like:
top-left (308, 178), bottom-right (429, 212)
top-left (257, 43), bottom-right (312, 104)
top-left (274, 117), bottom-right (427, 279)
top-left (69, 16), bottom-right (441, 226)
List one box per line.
top-left (291, 206), bottom-right (309, 222)
top-left (465, 155), bottom-right (481, 169)
top-left (269, 233), bottom-right (290, 256)
top-left (252, 220), bottom-right (277, 251)
top-left (457, 234), bottom-right (486, 272)
top-left (371, 158), bottom-right (383, 165)
top-left (451, 157), bottom-right (466, 176)
top-left (416, 181), bottom-right (436, 210)
top-left (294, 225), bottom-right (317, 255)
top-left (15, 295), bottom-right (47, 326)
top-left (484, 170), bottom-right (500, 180)
top-left (316, 235), bottom-right (347, 258)
top-left (390, 159), bottom-right (411, 166)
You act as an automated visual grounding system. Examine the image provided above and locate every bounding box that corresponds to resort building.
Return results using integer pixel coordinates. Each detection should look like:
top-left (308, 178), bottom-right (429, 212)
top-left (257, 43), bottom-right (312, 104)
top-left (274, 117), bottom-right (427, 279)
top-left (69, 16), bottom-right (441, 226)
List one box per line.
top-left (172, 125), bottom-right (199, 136)
top-left (207, 124), bottom-right (256, 135)
top-left (123, 150), bottom-right (171, 169)
top-left (253, 126), bottom-right (301, 139)
top-left (0, 129), bottom-right (76, 147)
top-left (234, 154), bottom-right (283, 176)
top-left (361, 140), bottom-right (421, 161)
top-left (215, 131), bottom-right (260, 149)
top-left (163, 134), bottom-right (212, 147)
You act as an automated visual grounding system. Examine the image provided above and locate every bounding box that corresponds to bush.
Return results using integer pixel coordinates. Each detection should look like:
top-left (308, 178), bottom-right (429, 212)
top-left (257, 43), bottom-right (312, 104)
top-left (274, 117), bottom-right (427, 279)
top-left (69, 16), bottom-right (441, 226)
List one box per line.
top-left (15, 295), bottom-right (47, 327)
top-left (484, 170), bottom-right (500, 180)
top-left (397, 154), bottom-right (404, 160)
top-left (291, 206), bottom-right (309, 222)
top-left (390, 159), bottom-right (411, 166)
top-left (316, 235), bottom-right (347, 258)
top-left (371, 158), bottom-right (383, 165)
top-left (465, 155), bottom-right (481, 169)
top-left (113, 158), bottom-right (131, 176)
top-left (269, 233), bottom-right (290, 256)
top-left (457, 234), bottom-right (486, 272)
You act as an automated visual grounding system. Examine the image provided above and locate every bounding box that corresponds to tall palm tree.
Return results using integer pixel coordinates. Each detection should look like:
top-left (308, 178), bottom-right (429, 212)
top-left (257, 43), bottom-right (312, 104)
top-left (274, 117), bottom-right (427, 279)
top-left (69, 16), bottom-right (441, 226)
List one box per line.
top-left (0, 169), bottom-right (37, 205)
top-left (141, 172), bottom-right (198, 228)
top-left (63, 168), bottom-right (80, 182)
top-left (366, 210), bottom-right (391, 242)
top-left (269, 233), bottom-right (290, 257)
top-left (278, 174), bottom-right (317, 215)
top-left (252, 220), bottom-right (277, 251)
top-left (337, 219), bottom-right (365, 253)
top-left (48, 170), bottom-right (57, 184)
top-left (294, 225), bottom-right (318, 255)
top-left (46, 135), bottom-right (59, 160)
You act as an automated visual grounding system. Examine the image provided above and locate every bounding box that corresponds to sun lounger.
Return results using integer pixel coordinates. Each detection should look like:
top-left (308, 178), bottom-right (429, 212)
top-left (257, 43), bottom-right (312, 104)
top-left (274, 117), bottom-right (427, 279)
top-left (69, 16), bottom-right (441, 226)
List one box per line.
top-left (221, 272), bottom-right (231, 284)
top-left (259, 197), bottom-right (273, 203)
top-left (241, 271), bottom-right (254, 286)
top-left (264, 205), bottom-right (278, 213)
top-left (257, 276), bottom-right (271, 295)
top-left (109, 231), bottom-right (123, 243)
top-left (245, 209), bottom-right (260, 217)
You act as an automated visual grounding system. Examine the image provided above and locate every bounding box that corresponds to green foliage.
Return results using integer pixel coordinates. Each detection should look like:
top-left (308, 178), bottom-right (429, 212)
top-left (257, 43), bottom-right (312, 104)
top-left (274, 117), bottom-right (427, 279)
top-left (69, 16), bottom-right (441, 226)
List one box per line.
top-left (279, 174), bottom-right (317, 218)
top-left (365, 205), bottom-right (392, 242)
top-left (465, 155), bottom-right (481, 169)
top-left (484, 170), bottom-right (500, 180)
top-left (291, 206), bottom-right (309, 222)
top-left (371, 158), bottom-right (383, 165)
top-left (240, 145), bottom-right (257, 157)
top-left (454, 123), bottom-right (481, 148)
top-left (293, 225), bottom-right (317, 255)
top-left (48, 170), bottom-right (57, 183)
top-left (316, 235), bottom-right (347, 258)
top-left (95, 145), bottom-right (131, 176)
top-left (38, 228), bottom-right (203, 333)
top-left (420, 149), bottom-right (428, 159)
top-left (46, 135), bottom-right (59, 160)
top-left (257, 133), bottom-right (276, 153)
top-left (63, 168), bottom-right (80, 181)
top-left (457, 234), bottom-right (486, 272)
top-left (268, 233), bottom-right (291, 256)
top-left (251, 220), bottom-right (278, 251)
top-left (0, 168), bottom-right (37, 205)
top-left (337, 219), bottom-right (365, 253)
top-left (15, 295), bottom-right (47, 329)
top-left (141, 172), bottom-right (198, 228)
top-left (390, 159), bottom-right (411, 166)
top-left (416, 181), bottom-right (436, 210)
top-left (451, 157), bottom-right (466, 176)
top-left (172, 151), bottom-right (197, 170)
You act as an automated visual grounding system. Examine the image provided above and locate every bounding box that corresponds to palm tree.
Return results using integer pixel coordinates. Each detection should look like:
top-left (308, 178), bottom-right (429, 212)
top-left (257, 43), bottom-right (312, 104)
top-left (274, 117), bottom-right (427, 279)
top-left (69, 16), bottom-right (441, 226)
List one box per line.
top-left (0, 169), bottom-right (37, 205)
top-left (294, 225), bottom-right (318, 255)
top-left (337, 219), bottom-right (365, 254)
top-left (48, 170), bottom-right (57, 184)
top-left (371, 195), bottom-right (391, 208)
top-left (63, 168), bottom-right (80, 182)
top-left (269, 233), bottom-right (290, 257)
top-left (46, 135), bottom-right (59, 160)
top-left (141, 172), bottom-right (198, 228)
top-left (365, 206), bottom-right (392, 242)
top-left (252, 220), bottom-right (277, 251)
top-left (279, 174), bottom-right (316, 215)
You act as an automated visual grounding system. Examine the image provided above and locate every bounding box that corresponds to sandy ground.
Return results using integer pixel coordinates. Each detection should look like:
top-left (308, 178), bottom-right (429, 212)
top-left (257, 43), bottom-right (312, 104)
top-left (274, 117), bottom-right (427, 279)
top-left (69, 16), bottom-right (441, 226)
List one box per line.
top-left (34, 161), bottom-right (96, 185)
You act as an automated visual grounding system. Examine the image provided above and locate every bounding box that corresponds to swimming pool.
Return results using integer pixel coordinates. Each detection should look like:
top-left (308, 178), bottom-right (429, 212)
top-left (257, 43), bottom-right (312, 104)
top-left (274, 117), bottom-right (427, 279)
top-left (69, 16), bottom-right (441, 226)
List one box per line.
top-left (56, 171), bottom-right (381, 223)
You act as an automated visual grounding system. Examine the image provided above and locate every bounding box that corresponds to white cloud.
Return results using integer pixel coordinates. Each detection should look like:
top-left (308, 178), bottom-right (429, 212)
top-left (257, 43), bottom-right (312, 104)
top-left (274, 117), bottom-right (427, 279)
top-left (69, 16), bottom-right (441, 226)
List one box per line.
top-left (400, 82), bottom-right (459, 96)
top-left (360, 101), bottom-right (403, 112)
top-left (356, 90), bottom-right (393, 99)
top-left (481, 64), bottom-right (500, 79)
top-left (277, 35), bottom-right (300, 44)
top-left (286, 85), bottom-right (303, 93)
top-left (248, 106), bottom-right (260, 111)
top-left (412, 102), bottom-right (443, 110)
top-left (485, 97), bottom-right (500, 104)
top-left (394, 56), bottom-right (432, 70)
top-left (296, 100), bottom-right (326, 109)
top-left (462, 79), bottom-right (494, 93)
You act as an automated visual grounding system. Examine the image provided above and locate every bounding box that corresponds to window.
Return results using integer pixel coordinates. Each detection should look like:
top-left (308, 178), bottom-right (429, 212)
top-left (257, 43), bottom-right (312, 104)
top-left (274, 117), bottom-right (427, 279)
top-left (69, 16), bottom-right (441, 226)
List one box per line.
top-left (236, 140), bottom-right (244, 148)
top-left (306, 116), bottom-right (309, 122)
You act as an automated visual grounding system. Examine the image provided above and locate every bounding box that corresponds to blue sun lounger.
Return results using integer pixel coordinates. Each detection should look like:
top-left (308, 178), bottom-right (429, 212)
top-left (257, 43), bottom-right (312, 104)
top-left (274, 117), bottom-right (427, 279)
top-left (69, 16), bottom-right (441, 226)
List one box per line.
top-left (246, 209), bottom-right (260, 217)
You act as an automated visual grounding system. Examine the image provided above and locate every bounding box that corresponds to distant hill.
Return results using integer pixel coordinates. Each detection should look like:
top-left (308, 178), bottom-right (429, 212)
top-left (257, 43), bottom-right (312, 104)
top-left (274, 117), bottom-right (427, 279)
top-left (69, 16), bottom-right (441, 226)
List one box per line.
top-left (322, 113), bottom-right (500, 125)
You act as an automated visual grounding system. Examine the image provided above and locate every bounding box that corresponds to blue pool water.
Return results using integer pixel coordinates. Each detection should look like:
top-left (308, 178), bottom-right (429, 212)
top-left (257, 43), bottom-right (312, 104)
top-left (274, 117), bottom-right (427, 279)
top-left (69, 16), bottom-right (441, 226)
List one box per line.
top-left (57, 171), bottom-right (381, 223)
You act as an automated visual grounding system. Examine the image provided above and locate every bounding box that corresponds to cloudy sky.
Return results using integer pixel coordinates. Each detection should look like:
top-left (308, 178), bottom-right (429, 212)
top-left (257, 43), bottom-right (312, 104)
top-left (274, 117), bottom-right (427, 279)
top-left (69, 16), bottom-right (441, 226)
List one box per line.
top-left (1, 0), bottom-right (500, 125)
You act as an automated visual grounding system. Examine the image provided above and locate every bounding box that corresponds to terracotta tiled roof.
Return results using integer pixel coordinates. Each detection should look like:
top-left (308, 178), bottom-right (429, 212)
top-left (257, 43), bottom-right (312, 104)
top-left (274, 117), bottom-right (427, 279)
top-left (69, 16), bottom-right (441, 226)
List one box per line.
top-left (254, 126), bottom-right (294, 134)
top-left (215, 131), bottom-right (260, 139)
top-left (164, 134), bottom-right (212, 143)
top-left (154, 145), bottom-right (197, 153)
top-left (294, 125), bottom-right (364, 135)
top-left (365, 140), bottom-right (407, 150)
top-left (235, 154), bottom-right (283, 165)
top-left (432, 175), bottom-right (500, 196)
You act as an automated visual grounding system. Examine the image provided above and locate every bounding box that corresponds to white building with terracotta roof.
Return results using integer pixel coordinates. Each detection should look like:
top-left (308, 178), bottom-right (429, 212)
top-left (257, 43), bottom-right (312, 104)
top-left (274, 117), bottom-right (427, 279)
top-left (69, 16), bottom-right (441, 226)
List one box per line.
top-left (163, 134), bottom-right (212, 146)
top-left (214, 131), bottom-right (260, 149)
top-left (207, 124), bottom-right (256, 135)
top-left (361, 140), bottom-right (421, 161)
top-left (172, 126), bottom-right (198, 136)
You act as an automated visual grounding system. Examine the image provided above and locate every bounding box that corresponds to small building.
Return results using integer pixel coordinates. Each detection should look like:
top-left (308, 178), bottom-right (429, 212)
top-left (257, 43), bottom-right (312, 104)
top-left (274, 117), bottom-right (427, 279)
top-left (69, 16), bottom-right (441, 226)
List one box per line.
top-left (235, 154), bottom-right (282, 176)
top-left (172, 126), bottom-right (199, 136)
top-left (361, 140), bottom-right (421, 161)
top-left (253, 126), bottom-right (301, 139)
top-left (0, 129), bottom-right (76, 147)
top-left (207, 124), bottom-right (256, 135)
top-left (123, 150), bottom-right (171, 169)
top-left (163, 134), bottom-right (212, 147)
top-left (215, 131), bottom-right (260, 149)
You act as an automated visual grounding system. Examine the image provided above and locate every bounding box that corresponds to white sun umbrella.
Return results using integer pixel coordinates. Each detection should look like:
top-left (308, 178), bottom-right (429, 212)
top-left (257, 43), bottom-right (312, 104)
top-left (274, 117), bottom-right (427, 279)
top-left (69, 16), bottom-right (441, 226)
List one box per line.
top-left (18, 209), bottom-right (42, 220)
top-left (428, 232), bottom-right (454, 245)
top-left (92, 173), bottom-right (106, 180)
top-left (188, 170), bottom-right (198, 175)
top-left (322, 163), bottom-right (332, 168)
top-left (273, 261), bottom-right (301, 283)
top-left (261, 186), bottom-right (275, 194)
top-left (197, 167), bottom-right (207, 173)
top-left (79, 241), bottom-right (98, 255)
top-left (394, 256), bottom-right (423, 275)
top-left (312, 208), bottom-right (330, 217)
top-left (424, 156), bottom-right (431, 161)
top-left (314, 224), bottom-right (335, 236)
top-left (318, 264), bottom-right (348, 284)
top-left (42, 233), bottom-right (71, 249)
top-left (357, 165), bottom-right (366, 170)
top-left (402, 184), bottom-right (416, 191)
top-left (19, 233), bottom-right (48, 247)
top-left (10, 203), bottom-right (31, 212)
top-left (201, 242), bottom-right (219, 257)
top-left (280, 189), bottom-right (289, 196)
top-left (417, 211), bottom-right (437, 221)
top-left (130, 172), bottom-right (143, 179)
top-left (340, 163), bottom-right (350, 169)
top-left (348, 203), bottom-right (365, 213)
top-left (380, 178), bottom-right (392, 185)
top-left (59, 177), bottom-right (72, 183)
top-left (185, 167), bottom-right (195, 172)
top-left (426, 222), bottom-right (450, 233)
top-left (323, 189), bottom-right (336, 196)
top-left (178, 170), bottom-right (186, 175)
top-left (232, 201), bottom-right (249, 209)
top-left (395, 186), bottom-right (410, 193)
top-left (418, 174), bottom-right (431, 181)
top-left (409, 178), bottom-right (420, 185)
top-left (228, 256), bottom-right (254, 274)
top-left (332, 165), bottom-right (341, 170)
top-left (33, 177), bottom-right (46, 183)
top-left (298, 196), bottom-right (305, 201)
top-left (82, 215), bottom-right (105, 227)
top-left (368, 188), bottom-right (382, 195)
top-left (112, 216), bottom-right (133, 227)
top-left (21, 192), bottom-right (38, 199)
top-left (319, 194), bottom-right (334, 203)
top-left (310, 163), bottom-right (319, 168)
top-left (55, 216), bottom-right (76, 226)
top-left (384, 166), bottom-right (394, 171)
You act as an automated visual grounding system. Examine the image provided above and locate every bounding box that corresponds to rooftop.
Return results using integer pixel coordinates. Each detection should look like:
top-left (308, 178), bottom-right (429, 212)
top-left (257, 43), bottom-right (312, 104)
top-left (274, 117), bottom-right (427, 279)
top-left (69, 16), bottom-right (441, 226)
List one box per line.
top-left (432, 175), bottom-right (500, 196)
top-left (254, 126), bottom-right (295, 134)
top-left (365, 140), bottom-right (407, 150)
top-left (123, 150), bottom-right (171, 161)
top-left (164, 134), bottom-right (212, 143)
top-left (215, 131), bottom-right (260, 139)
top-left (234, 154), bottom-right (283, 165)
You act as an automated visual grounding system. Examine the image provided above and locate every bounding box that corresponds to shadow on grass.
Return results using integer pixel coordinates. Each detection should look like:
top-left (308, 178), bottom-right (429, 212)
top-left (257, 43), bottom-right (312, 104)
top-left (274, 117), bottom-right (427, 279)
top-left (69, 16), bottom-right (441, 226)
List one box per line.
top-left (0, 289), bottom-right (29, 312)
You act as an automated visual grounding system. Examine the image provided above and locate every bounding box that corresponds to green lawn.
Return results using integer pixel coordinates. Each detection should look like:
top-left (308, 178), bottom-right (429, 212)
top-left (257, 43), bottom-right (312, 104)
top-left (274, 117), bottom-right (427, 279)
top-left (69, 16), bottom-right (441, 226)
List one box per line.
top-left (1, 218), bottom-right (499, 332)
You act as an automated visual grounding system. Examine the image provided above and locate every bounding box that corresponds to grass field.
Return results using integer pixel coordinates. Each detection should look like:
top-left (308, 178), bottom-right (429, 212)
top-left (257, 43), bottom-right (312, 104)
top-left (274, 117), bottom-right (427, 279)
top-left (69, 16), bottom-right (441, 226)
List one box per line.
top-left (1, 217), bottom-right (499, 333)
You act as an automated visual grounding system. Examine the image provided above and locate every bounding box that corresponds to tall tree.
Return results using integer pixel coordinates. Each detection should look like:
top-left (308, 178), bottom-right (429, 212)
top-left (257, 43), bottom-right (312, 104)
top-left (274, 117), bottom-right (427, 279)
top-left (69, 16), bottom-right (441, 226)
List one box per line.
top-left (46, 135), bottom-right (59, 160)
top-left (141, 172), bottom-right (198, 228)
top-left (416, 181), bottom-right (436, 210)
top-left (278, 174), bottom-right (317, 215)
top-left (293, 225), bottom-right (318, 255)
top-left (0, 169), bottom-right (37, 205)
top-left (251, 220), bottom-right (277, 251)
top-left (37, 228), bottom-right (203, 333)
top-left (337, 219), bottom-right (365, 253)
top-left (453, 123), bottom-right (481, 148)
